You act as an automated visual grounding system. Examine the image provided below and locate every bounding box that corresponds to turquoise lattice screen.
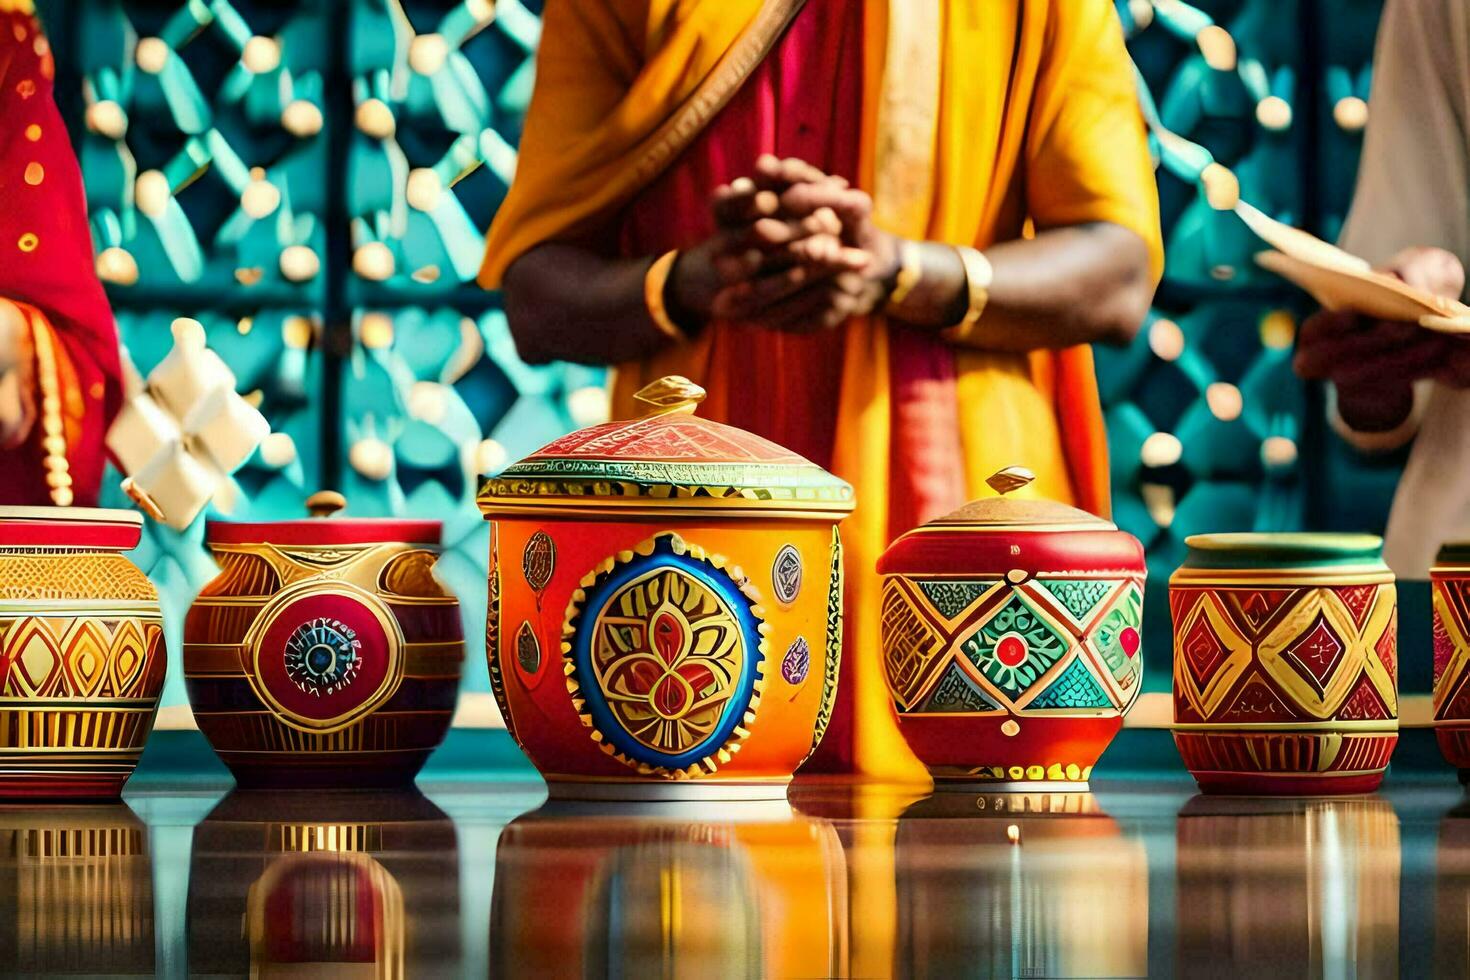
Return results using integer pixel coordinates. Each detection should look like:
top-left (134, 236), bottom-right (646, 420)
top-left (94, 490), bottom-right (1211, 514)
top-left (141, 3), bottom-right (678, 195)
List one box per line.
top-left (40, 0), bottom-right (1398, 707)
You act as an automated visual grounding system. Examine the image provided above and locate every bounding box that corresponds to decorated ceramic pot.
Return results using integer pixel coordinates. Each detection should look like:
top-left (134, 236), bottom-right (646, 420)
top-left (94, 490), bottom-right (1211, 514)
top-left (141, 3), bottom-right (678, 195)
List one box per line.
top-left (876, 466), bottom-right (1146, 792)
top-left (0, 507), bottom-right (165, 800)
top-left (478, 376), bottom-right (853, 800)
top-left (183, 492), bottom-right (464, 788)
top-left (491, 800), bottom-right (846, 977)
top-left (0, 804), bottom-right (155, 974)
top-left (1171, 533), bottom-right (1398, 794)
top-left (1431, 543), bottom-right (1470, 774)
top-left (188, 790), bottom-right (459, 975)
top-left (1176, 796), bottom-right (1399, 974)
top-left (896, 793), bottom-right (1148, 978)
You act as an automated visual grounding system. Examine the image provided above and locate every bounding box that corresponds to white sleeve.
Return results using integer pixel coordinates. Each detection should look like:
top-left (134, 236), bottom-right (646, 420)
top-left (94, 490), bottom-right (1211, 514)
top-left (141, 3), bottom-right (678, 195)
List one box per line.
top-left (1338, 0), bottom-right (1470, 271)
top-left (1333, 0), bottom-right (1470, 452)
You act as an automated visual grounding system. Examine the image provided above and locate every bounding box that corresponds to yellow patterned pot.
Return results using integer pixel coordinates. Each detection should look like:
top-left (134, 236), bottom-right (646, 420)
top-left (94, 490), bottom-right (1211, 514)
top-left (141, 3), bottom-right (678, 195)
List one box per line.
top-left (0, 507), bottom-right (165, 800)
top-left (478, 376), bottom-right (853, 800)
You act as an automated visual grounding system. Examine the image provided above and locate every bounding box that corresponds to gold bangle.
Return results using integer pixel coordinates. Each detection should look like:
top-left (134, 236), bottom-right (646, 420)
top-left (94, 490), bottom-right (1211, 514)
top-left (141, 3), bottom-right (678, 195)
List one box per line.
top-left (644, 249), bottom-right (687, 343)
top-left (884, 239), bottom-right (922, 312)
top-left (942, 245), bottom-right (993, 344)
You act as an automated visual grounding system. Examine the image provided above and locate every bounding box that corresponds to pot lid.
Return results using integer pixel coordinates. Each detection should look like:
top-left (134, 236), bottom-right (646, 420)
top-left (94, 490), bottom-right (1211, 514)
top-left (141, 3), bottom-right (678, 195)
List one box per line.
top-left (478, 376), bottom-right (855, 518)
top-left (878, 467), bottom-right (1142, 577)
top-left (207, 491), bottom-right (441, 546)
top-left (1182, 532), bottom-right (1385, 569)
top-left (918, 467), bottom-right (1114, 532)
top-left (0, 506), bottom-right (143, 550)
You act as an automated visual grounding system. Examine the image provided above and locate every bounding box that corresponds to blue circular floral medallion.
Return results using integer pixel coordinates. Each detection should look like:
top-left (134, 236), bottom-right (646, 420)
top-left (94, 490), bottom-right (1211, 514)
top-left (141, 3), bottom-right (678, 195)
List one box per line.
top-left (567, 536), bottom-right (765, 773)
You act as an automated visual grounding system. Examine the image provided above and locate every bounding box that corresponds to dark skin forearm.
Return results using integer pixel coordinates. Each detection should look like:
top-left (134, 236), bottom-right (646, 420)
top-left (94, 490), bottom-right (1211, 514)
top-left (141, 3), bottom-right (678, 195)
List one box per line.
top-left (502, 244), bottom-right (670, 366)
top-left (885, 222), bottom-right (1155, 350)
top-left (503, 220), bottom-right (1153, 365)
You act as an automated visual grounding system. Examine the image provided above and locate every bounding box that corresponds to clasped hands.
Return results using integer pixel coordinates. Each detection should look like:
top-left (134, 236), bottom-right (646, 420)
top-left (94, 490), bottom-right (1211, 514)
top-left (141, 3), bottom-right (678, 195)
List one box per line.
top-left (666, 154), bottom-right (901, 334)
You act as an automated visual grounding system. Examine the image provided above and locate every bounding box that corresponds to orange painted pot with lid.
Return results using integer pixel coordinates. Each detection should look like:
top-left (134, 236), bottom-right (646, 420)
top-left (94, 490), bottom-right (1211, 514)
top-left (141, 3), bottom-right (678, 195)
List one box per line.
top-left (478, 376), bottom-right (854, 800)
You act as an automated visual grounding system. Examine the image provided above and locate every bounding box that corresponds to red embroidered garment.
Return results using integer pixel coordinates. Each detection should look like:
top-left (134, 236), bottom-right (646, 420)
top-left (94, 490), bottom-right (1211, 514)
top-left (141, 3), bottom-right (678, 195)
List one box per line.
top-left (0, 4), bottom-right (122, 506)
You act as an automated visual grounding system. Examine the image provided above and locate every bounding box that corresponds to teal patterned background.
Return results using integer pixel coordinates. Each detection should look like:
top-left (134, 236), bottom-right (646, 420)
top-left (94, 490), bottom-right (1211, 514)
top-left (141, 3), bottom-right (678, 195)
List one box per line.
top-left (36, 0), bottom-right (1398, 708)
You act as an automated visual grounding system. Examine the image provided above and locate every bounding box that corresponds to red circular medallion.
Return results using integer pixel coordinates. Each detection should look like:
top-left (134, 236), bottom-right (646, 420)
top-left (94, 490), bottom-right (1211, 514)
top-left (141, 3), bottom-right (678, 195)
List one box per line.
top-left (250, 584), bottom-right (402, 731)
top-left (1120, 626), bottom-right (1141, 658)
top-left (995, 634), bottom-right (1028, 668)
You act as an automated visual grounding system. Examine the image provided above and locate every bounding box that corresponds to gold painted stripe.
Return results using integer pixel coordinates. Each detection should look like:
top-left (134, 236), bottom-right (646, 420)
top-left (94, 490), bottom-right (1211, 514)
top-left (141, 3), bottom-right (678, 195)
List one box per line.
top-left (1170, 568), bottom-right (1393, 586)
top-left (541, 773), bottom-right (792, 786)
top-left (214, 746), bottom-right (431, 755)
top-left (903, 709), bottom-right (1120, 719)
top-left (0, 603), bottom-right (161, 615)
top-left (0, 752), bottom-right (141, 758)
top-left (1182, 767), bottom-right (1390, 778)
top-left (479, 498), bottom-right (851, 521)
top-left (1172, 721), bottom-right (1398, 732)
top-left (0, 698), bottom-right (156, 708)
top-left (192, 708), bottom-right (453, 717)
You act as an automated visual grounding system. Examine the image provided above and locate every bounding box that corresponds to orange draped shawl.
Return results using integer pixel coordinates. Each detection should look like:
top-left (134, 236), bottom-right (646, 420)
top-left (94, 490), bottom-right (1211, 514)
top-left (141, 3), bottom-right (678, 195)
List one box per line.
top-left (480, 0), bottom-right (1163, 779)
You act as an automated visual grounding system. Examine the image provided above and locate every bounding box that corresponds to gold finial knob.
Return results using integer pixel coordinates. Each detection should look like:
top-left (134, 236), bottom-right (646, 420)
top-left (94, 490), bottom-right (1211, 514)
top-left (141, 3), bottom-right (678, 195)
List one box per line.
top-left (986, 466), bottom-right (1035, 496)
top-left (306, 490), bottom-right (347, 518)
top-left (633, 375), bottom-right (706, 416)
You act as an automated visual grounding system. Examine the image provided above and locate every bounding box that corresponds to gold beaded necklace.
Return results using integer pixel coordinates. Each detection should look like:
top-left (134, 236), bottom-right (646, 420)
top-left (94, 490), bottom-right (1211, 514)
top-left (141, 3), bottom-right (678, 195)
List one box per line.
top-left (29, 311), bottom-right (72, 506)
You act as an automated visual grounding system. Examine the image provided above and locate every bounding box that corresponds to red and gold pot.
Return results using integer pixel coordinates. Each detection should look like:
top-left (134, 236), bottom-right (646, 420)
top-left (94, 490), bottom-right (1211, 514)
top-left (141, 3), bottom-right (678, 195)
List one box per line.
top-left (183, 492), bottom-right (464, 788)
top-left (478, 376), bottom-right (853, 800)
top-left (1432, 542), bottom-right (1470, 773)
top-left (1171, 533), bottom-right (1398, 794)
top-left (877, 467), bottom-right (1146, 792)
top-left (0, 507), bottom-right (165, 800)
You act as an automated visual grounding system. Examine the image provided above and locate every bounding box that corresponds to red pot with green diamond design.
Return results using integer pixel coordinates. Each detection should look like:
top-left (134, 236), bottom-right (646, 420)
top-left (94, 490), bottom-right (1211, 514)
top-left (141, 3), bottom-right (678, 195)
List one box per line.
top-left (877, 467), bottom-right (1146, 792)
top-left (1170, 534), bottom-right (1398, 795)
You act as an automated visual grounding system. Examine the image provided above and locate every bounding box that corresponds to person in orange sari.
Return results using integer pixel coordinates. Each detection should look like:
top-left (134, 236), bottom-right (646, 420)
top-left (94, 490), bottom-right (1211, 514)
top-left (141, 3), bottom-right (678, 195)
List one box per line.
top-left (0, 0), bottom-right (123, 507)
top-left (480, 0), bottom-right (1163, 779)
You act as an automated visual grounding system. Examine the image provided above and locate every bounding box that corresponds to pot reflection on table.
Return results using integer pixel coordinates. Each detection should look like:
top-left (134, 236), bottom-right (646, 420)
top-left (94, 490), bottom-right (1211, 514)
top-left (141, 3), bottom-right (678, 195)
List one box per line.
top-left (1176, 796), bottom-right (1399, 977)
top-left (1436, 800), bottom-right (1470, 973)
top-left (490, 799), bottom-right (847, 978)
top-left (0, 803), bottom-right (154, 975)
top-left (187, 789), bottom-right (459, 977)
top-left (893, 792), bottom-right (1147, 979)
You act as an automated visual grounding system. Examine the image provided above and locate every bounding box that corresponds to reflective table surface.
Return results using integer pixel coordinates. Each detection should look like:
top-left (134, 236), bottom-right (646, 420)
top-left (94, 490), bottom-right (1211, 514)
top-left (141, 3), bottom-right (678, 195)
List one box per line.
top-left (1, 774), bottom-right (1462, 977)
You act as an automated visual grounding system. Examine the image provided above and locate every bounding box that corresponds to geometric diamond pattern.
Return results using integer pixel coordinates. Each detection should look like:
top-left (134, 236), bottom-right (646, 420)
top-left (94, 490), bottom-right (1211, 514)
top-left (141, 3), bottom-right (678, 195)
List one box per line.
top-left (1213, 672), bottom-right (1299, 724)
top-left (1279, 613), bottom-right (1347, 699)
top-left (1034, 578), bottom-right (1117, 627)
top-left (1224, 589), bottom-right (1295, 634)
top-left (917, 580), bottom-right (994, 622)
top-left (1435, 579), bottom-right (1470, 723)
top-left (1181, 612), bottom-right (1230, 691)
top-left (959, 592), bottom-right (1070, 702)
top-left (0, 616), bottom-right (163, 699)
top-left (1029, 656), bottom-right (1112, 709)
top-left (885, 570), bottom-right (1143, 718)
top-left (1178, 583), bottom-right (1397, 726)
top-left (921, 661), bottom-right (1003, 713)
